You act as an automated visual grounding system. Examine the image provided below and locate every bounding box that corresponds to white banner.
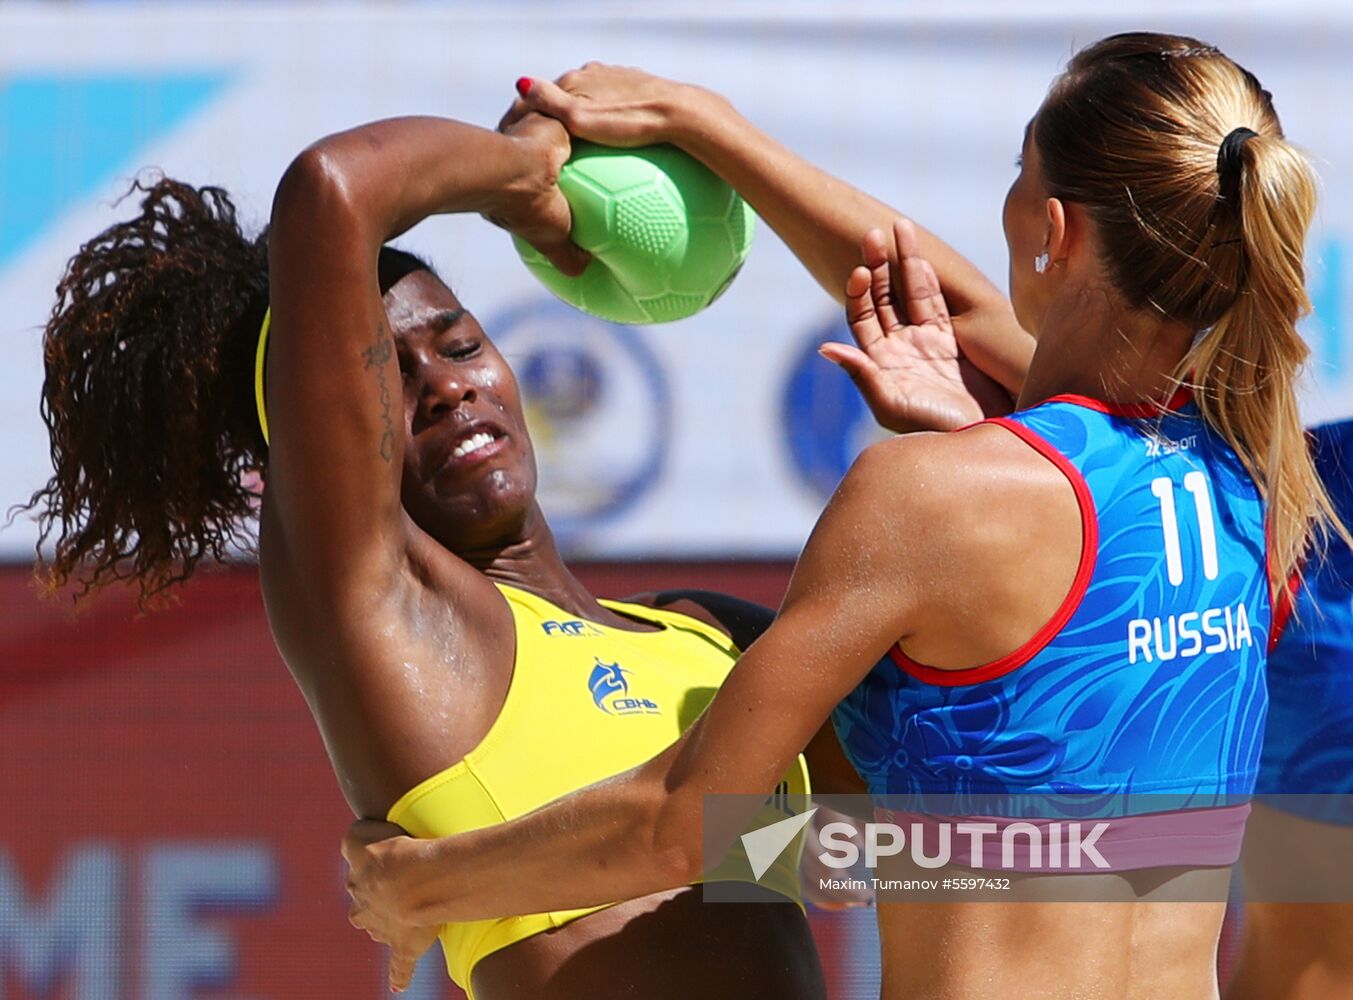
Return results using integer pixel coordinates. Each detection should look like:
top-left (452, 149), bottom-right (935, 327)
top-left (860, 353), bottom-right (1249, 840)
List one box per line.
top-left (1, 2), bottom-right (1349, 558)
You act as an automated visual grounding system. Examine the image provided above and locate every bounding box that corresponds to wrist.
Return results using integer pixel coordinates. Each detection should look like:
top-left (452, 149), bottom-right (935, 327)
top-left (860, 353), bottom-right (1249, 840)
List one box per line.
top-left (490, 127), bottom-right (568, 217)
top-left (399, 836), bottom-right (458, 926)
top-left (665, 85), bottom-right (736, 153)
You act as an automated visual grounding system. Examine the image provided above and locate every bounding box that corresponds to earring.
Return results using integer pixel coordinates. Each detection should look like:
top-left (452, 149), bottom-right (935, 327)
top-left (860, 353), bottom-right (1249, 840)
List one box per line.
top-left (1034, 252), bottom-right (1050, 274)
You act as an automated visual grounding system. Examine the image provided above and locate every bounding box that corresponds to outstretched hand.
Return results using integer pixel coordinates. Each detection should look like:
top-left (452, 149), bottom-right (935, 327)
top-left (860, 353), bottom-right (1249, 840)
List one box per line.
top-left (342, 820), bottom-right (441, 994)
top-left (822, 219), bottom-right (1013, 433)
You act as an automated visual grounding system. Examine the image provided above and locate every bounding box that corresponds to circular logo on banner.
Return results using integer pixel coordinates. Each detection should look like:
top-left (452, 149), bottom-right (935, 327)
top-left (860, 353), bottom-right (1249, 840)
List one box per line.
top-left (782, 319), bottom-right (890, 501)
top-left (489, 298), bottom-right (671, 543)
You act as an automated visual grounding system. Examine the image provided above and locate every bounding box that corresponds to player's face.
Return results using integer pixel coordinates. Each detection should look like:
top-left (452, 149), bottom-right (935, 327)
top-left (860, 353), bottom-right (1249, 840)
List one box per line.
top-left (386, 270), bottom-right (539, 552)
top-left (1002, 120), bottom-right (1055, 337)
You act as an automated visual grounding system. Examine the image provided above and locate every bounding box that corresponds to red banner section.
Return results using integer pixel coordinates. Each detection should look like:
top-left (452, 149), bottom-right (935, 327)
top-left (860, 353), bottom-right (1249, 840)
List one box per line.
top-left (2, 563), bottom-right (877, 1000)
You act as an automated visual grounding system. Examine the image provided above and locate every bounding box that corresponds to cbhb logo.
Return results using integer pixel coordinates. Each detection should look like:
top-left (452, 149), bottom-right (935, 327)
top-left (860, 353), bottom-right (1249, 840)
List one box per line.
top-left (588, 658), bottom-right (660, 716)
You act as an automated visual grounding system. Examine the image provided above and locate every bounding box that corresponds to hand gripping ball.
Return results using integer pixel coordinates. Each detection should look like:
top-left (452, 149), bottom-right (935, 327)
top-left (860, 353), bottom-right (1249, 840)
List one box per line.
top-left (513, 141), bottom-right (755, 324)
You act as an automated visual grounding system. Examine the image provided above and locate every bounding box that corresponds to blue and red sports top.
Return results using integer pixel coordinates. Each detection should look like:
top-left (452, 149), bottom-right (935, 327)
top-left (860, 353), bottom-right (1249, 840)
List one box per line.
top-left (832, 392), bottom-right (1271, 865)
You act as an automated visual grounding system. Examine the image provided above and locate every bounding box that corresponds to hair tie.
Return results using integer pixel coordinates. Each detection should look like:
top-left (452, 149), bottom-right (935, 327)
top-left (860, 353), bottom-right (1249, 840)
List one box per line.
top-left (254, 307), bottom-right (270, 446)
top-left (1162, 45), bottom-right (1221, 59)
top-left (1217, 127), bottom-right (1258, 205)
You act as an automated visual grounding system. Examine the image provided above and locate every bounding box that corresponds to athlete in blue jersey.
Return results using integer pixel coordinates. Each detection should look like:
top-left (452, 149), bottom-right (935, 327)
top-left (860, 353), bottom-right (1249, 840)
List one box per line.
top-left (342, 35), bottom-right (1350, 1000)
top-left (1230, 418), bottom-right (1353, 999)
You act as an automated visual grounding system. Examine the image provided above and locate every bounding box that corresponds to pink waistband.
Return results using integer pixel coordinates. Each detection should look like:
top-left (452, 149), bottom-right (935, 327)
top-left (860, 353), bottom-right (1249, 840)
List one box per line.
top-left (872, 804), bottom-right (1251, 872)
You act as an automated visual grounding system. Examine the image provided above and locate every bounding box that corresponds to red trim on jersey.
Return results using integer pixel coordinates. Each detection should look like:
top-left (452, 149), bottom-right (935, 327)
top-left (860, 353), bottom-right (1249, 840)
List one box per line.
top-left (1268, 569), bottom-right (1301, 653)
top-left (888, 417), bottom-right (1100, 687)
top-left (1266, 426), bottom-right (1322, 652)
top-left (1045, 386), bottom-right (1194, 418)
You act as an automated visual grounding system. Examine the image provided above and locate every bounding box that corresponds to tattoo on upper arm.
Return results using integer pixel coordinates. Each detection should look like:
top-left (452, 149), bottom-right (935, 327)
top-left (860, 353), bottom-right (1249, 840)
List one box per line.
top-left (361, 323), bottom-right (396, 463)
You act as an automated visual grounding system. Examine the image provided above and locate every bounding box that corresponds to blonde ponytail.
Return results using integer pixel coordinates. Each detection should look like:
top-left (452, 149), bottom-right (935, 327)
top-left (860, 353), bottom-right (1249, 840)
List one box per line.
top-left (1181, 133), bottom-right (1350, 590)
top-left (1036, 32), bottom-right (1352, 595)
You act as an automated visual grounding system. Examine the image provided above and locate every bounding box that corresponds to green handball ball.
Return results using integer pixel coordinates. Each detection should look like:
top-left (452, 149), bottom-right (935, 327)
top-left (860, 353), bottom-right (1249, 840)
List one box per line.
top-left (513, 141), bottom-right (756, 324)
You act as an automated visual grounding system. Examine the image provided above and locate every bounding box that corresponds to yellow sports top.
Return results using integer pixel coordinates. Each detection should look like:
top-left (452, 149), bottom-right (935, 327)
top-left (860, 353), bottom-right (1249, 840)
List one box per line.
top-left (387, 583), bottom-right (810, 993)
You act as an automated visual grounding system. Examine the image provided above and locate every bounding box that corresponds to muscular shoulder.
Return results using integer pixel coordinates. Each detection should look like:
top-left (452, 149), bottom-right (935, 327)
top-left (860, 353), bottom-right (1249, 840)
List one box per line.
top-left (843, 424), bottom-right (1066, 532)
top-left (829, 425), bottom-right (1080, 620)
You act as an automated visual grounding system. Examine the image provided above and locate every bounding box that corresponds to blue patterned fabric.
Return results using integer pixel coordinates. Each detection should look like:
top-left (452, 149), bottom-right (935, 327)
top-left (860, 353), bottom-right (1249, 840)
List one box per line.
top-left (833, 396), bottom-right (1271, 809)
top-left (1258, 420), bottom-right (1353, 814)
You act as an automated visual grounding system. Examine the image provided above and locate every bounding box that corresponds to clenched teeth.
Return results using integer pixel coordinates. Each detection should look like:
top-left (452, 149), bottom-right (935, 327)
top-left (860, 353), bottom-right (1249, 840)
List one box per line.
top-left (452, 431), bottom-right (495, 459)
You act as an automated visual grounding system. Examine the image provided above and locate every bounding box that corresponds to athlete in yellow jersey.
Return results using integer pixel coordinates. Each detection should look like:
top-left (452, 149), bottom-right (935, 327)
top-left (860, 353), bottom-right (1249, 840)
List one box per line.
top-left (26, 105), bottom-right (925, 998)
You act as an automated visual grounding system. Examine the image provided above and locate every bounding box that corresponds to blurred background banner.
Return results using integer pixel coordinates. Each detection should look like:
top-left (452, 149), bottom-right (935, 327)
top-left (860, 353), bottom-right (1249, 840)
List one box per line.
top-left (1, 1), bottom-right (1350, 561)
top-left (0, 563), bottom-right (824, 1000)
top-left (0, 3), bottom-right (1345, 996)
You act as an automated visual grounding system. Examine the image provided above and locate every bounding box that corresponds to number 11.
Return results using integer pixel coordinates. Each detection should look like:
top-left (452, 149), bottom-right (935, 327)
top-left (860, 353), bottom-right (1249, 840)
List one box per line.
top-left (1151, 472), bottom-right (1219, 586)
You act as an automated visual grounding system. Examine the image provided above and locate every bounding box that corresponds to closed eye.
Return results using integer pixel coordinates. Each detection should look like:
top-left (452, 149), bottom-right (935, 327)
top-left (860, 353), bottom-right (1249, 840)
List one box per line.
top-left (440, 340), bottom-right (481, 361)
top-left (432, 308), bottom-right (475, 358)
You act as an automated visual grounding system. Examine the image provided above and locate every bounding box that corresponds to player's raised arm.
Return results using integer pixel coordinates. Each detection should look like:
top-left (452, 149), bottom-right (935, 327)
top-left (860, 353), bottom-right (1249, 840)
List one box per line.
top-left (504, 64), bottom-right (1033, 398)
top-left (262, 115), bottom-right (584, 600)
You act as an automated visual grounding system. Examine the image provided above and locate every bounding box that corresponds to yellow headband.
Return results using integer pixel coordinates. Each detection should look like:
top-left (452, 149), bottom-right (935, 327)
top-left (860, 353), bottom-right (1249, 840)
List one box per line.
top-left (254, 307), bottom-right (271, 446)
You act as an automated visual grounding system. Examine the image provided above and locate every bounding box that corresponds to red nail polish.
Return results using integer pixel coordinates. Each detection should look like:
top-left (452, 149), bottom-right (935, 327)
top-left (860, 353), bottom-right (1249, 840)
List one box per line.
top-left (515, 77), bottom-right (532, 97)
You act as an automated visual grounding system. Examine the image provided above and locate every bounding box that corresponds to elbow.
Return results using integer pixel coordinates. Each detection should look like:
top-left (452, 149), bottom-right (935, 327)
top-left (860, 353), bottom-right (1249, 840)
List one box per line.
top-left (646, 791), bottom-right (704, 888)
top-left (270, 145), bottom-right (363, 241)
top-left (652, 836), bottom-right (701, 889)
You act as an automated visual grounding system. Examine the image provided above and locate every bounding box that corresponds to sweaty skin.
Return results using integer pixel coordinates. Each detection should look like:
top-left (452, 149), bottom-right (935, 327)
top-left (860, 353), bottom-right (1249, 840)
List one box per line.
top-left (343, 68), bottom-right (1230, 1000)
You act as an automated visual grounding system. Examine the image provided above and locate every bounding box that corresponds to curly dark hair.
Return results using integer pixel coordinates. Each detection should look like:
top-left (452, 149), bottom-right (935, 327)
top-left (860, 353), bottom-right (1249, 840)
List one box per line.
top-left (21, 174), bottom-right (427, 606)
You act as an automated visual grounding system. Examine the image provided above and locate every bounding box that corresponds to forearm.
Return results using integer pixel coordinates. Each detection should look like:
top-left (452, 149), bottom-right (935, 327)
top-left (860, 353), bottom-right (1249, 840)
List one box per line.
top-left (668, 90), bottom-right (1032, 393)
top-left (669, 92), bottom-right (977, 308)
top-left (274, 117), bottom-right (557, 253)
top-left (401, 766), bottom-right (698, 925)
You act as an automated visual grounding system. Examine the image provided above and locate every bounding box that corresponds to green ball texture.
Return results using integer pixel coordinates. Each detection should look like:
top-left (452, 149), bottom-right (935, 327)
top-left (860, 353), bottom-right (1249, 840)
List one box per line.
top-left (513, 142), bottom-right (756, 325)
